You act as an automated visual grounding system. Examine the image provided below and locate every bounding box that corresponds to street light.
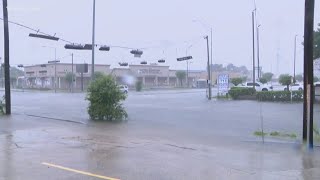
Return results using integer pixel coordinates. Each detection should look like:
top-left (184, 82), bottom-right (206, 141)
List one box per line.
top-left (192, 19), bottom-right (213, 85)
top-left (293, 35), bottom-right (298, 83)
top-left (205, 35), bottom-right (212, 100)
top-left (257, 24), bottom-right (261, 79)
top-left (186, 45), bottom-right (193, 87)
top-left (91, 0), bottom-right (96, 82)
top-left (43, 46), bottom-right (58, 93)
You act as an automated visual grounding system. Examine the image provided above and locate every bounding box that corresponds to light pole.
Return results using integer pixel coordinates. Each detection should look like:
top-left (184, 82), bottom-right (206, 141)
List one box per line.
top-left (186, 45), bottom-right (193, 87)
top-left (0, 57), bottom-right (3, 88)
top-left (257, 24), bottom-right (261, 78)
top-left (91, 0), bottom-right (96, 81)
top-left (205, 36), bottom-right (212, 100)
top-left (293, 35), bottom-right (298, 83)
top-left (192, 20), bottom-right (213, 85)
top-left (43, 46), bottom-right (57, 93)
top-left (252, 10), bottom-right (256, 89)
top-left (2, 0), bottom-right (11, 114)
top-left (71, 53), bottom-right (74, 93)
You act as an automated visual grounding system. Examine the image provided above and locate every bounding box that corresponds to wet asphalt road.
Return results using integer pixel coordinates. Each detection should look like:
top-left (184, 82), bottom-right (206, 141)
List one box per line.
top-left (1, 89), bottom-right (320, 179)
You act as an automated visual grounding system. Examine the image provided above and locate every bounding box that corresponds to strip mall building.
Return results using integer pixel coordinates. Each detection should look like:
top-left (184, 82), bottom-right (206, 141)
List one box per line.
top-left (23, 63), bottom-right (208, 90)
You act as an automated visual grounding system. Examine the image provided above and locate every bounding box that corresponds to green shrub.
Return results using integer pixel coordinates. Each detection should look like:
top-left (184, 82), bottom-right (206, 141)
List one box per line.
top-left (86, 75), bottom-right (128, 121)
top-left (135, 81), bottom-right (143, 92)
top-left (228, 87), bottom-right (256, 99)
top-left (270, 131), bottom-right (280, 136)
top-left (254, 131), bottom-right (267, 136)
top-left (256, 91), bottom-right (303, 102)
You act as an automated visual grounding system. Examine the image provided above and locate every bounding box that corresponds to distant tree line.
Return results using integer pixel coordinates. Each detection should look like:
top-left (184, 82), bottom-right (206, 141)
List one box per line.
top-left (211, 63), bottom-right (249, 75)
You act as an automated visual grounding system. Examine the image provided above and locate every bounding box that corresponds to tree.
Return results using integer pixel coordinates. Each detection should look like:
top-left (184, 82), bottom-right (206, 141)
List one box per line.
top-left (314, 24), bottom-right (320, 59)
top-left (86, 75), bottom-right (127, 121)
top-left (230, 77), bottom-right (243, 86)
top-left (226, 63), bottom-right (235, 71)
top-left (9, 67), bottom-right (24, 88)
top-left (94, 71), bottom-right (105, 80)
top-left (279, 74), bottom-right (292, 91)
top-left (295, 74), bottom-right (303, 82)
top-left (65, 72), bottom-right (75, 91)
top-left (259, 77), bottom-right (267, 84)
top-left (135, 81), bottom-right (143, 92)
top-left (175, 71), bottom-right (186, 87)
top-left (211, 64), bottom-right (225, 72)
top-left (314, 76), bottom-right (319, 82)
top-left (241, 76), bottom-right (247, 82)
top-left (262, 72), bottom-right (273, 82)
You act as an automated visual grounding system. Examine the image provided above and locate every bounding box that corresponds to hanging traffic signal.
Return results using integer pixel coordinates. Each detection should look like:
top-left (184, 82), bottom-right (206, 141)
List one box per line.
top-left (140, 61), bottom-right (147, 65)
top-left (99, 46), bottom-right (110, 51)
top-left (119, 62), bottom-right (128, 66)
top-left (64, 44), bottom-right (84, 50)
top-left (158, 59), bottom-right (165, 63)
top-left (83, 44), bottom-right (93, 50)
top-left (131, 49), bottom-right (143, 57)
top-left (29, 33), bottom-right (59, 41)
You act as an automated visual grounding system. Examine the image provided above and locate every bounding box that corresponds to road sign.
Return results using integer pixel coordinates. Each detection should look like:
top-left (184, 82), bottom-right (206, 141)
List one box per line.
top-left (76, 64), bottom-right (88, 73)
top-left (48, 60), bottom-right (60, 63)
top-left (218, 74), bottom-right (229, 95)
top-left (177, 56), bottom-right (193, 61)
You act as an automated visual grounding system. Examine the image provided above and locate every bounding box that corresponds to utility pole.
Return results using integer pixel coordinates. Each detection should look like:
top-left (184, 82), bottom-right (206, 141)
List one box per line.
top-left (205, 36), bottom-right (212, 100)
top-left (293, 35), bottom-right (298, 83)
top-left (54, 48), bottom-right (57, 93)
top-left (187, 61), bottom-right (189, 87)
top-left (210, 28), bottom-right (213, 85)
top-left (252, 10), bottom-right (256, 89)
top-left (71, 53), bottom-right (74, 93)
top-left (303, 0), bottom-right (315, 148)
top-left (2, 0), bottom-right (11, 115)
top-left (257, 25), bottom-right (261, 78)
top-left (91, 0), bottom-right (96, 81)
top-left (0, 57), bottom-right (3, 88)
top-left (185, 45), bottom-right (193, 87)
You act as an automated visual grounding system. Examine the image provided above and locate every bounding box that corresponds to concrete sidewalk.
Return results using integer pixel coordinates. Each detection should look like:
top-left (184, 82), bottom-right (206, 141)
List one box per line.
top-left (0, 114), bottom-right (320, 180)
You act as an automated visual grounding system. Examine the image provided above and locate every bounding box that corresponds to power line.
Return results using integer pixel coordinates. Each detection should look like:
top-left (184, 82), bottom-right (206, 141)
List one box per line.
top-left (0, 17), bottom-right (72, 44)
top-left (0, 17), bottom-right (206, 54)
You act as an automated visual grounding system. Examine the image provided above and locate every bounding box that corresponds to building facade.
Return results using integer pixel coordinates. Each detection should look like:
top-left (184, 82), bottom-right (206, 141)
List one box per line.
top-left (24, 63), bottom-right (111, 90)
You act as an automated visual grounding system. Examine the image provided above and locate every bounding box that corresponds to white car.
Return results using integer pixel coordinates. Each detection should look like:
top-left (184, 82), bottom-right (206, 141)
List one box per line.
top-left (284, 84), bottom-right (303, 91)
top-left (237, 82), bottom-right (273, 91)
top-left (118, 85), bottom-right (129, 94)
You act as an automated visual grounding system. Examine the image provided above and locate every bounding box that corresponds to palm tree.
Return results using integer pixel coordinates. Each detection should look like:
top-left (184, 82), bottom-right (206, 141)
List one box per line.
top-left (175, 71), bottom-right (186, 87)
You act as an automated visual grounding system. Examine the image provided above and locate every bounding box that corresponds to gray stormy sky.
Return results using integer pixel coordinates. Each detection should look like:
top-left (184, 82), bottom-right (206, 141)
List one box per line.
top-left (0, 0), bottom-right (319, 75)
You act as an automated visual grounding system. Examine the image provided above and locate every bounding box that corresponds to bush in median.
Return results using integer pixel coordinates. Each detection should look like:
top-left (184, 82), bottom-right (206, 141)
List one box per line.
top-left (86, 75), bottom-right (128, 121)
top-left (228, 87), bottom-right (256, 100)
top-left (256, 91), bottom-right (303, 102)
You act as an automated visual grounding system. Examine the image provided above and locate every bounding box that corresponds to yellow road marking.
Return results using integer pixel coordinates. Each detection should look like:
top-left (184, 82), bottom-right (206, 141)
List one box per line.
top-left (42, 162), bottom-right (121, 180)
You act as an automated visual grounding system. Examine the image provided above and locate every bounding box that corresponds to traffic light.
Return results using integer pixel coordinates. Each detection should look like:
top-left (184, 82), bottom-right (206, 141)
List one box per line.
top-left (64, 44), bottom-right (84, 50)
top-left (29, 33), bottom-right (59, 41)
top-left (131, 49), bottom-right (143, 57)
top-left (83, 44), bottom-right (93, 50)
top-left (158, 59), bottom-right (165, 63)
top-left (119, 62), bottom-right (128, 66)
top-left (99, 46), bottom-right (110, 51)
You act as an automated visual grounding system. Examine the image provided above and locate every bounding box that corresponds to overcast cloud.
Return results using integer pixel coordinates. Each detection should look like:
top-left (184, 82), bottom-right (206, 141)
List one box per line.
top-left (0, 0), bottom-right (319, 75)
